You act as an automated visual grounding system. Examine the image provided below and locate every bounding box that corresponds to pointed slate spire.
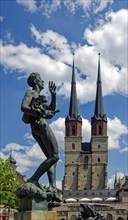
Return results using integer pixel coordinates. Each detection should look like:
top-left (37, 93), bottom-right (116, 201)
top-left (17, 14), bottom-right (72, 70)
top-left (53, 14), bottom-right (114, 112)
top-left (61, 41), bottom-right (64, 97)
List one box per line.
top-left (114, 173), bottom-right (117, 186)
top-left (94, 53), bottom-right (105, 119)
top-left (69, 52), bottom-right (78, 118)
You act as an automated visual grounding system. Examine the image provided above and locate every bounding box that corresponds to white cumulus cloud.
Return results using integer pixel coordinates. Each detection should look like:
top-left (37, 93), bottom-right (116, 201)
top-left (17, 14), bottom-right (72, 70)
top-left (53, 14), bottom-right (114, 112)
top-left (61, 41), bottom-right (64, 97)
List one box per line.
top-left (1, 9), bottom-right (127, 103)
top-left (64, 0), bottom-right (113, 15)
top-left (108, 117), bottom-right (128, 150)
top-left (16, 0), bottom-right (37, 13)
top-left (1, 142), bottom-right (45, 173)
top-left (30, 24), bottom-right (72, 62)
top-left (16, 0), bottom-right (113, 18)
top-left (0, 40), bottom-right (71, 87)
top-left (50, 117), bottom-right (65, 149)
top-left (56, 180), bottom-right (62, 190)
top-left (84, 9), bottom-right (127, 68)
top-left (82, 118), bottom-right (91, 142)
top-left (120, 147), bottom-right (128, 153)
top-left (40, 0), bottom-right (61, 18)
top-left (3, 142), bottom-right (25, 152)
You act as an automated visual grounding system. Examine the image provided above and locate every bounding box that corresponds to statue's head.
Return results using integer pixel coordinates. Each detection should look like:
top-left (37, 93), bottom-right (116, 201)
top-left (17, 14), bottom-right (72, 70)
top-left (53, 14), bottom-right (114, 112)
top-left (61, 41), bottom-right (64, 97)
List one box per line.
top-left (27, 72), bottom-right (44, 89)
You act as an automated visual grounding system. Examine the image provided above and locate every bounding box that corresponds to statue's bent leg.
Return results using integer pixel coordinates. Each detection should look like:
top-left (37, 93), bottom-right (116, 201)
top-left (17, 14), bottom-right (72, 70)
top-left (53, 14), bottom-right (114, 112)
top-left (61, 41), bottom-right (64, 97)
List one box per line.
top-left (47, 164), bottom-right (57, 190)
top-left (28, 151), bottom-right (59, 185)
top-left (28, 123), bottom-right (59, 185)
top-left (31, 132), bottom-right (57, 189)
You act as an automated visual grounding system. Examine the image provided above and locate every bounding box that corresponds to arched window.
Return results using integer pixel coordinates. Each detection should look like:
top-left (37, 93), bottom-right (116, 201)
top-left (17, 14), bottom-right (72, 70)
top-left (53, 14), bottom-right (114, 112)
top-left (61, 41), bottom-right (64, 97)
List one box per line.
top-left (117, 218), bottom-right (124, 220)
top-left (99, 125), bottom-right (102, 135)
top-left (107, 214), bottom-right (113, 220)
top-left (72, 125), bottom-right (76, 135)
top-left (72, 143), bottom-right (75, 150)
top-left (98, 158), bottom-right (100, 162)
top-left (98, 145), bottom-right (100, 148)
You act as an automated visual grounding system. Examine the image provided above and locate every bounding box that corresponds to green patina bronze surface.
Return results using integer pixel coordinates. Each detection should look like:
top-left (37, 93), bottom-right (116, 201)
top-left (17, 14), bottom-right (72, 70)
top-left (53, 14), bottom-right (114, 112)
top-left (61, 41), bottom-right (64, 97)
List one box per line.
top-left (17, 72), bottom-right (61, 211)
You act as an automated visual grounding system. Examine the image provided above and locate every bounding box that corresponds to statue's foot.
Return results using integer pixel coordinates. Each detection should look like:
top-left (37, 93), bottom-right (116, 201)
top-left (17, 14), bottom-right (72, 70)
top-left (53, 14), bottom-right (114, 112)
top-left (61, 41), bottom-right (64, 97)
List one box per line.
top-left (53, 191), bottom-right (62, 202)
top-left (39, 184), bottom-right (47, 191)
top-left (47, 186), bottom-right (56, 192)
top-left (27, 178), bottom-right (41, 189)
top-left (46, 186), bottom-right (62, 202)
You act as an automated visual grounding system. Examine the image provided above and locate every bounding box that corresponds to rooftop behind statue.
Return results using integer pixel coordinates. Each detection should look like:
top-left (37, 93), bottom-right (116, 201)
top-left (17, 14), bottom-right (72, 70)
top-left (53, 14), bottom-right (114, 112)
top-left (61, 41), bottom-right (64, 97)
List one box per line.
top-left (18, 72), bottom-right (61, 209)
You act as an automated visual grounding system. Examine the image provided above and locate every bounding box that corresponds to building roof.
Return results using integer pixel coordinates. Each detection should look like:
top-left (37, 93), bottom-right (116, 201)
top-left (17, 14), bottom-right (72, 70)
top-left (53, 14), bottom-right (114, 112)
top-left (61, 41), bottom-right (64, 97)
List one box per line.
top-left (92, 54), bottom-right (107, 122)
top-left (63, 189), bottom-right (117, 198)
top-left (8, 154), bottom-right (16, 165)
top-left (69, 53), bottom-right (78, 118)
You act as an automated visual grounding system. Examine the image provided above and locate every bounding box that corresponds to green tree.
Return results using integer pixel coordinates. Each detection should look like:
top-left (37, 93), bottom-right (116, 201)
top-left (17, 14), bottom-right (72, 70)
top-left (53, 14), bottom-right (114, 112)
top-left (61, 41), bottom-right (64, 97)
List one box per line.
top-left (0, 157), bottom-right (21, 209)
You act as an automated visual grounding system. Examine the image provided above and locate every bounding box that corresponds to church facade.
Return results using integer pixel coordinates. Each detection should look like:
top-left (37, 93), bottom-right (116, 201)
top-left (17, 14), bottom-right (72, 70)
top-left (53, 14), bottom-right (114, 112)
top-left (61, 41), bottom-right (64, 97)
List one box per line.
top-left (63, 53), bottom-right (108, 191)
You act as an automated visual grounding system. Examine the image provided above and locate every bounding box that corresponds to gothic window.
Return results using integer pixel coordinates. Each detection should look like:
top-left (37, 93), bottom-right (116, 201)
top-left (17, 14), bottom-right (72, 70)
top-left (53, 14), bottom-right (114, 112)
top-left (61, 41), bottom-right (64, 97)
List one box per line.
top-left (99, 125), bottom-right (102, 135)
top-left (107, 214), bottom-right (113, 220)
top-left (72, 125), bottom-right (76, 135)
top-left (72, 143), bottom-right (75, 150)
top-left (98, 158), bottom-right (100, 162)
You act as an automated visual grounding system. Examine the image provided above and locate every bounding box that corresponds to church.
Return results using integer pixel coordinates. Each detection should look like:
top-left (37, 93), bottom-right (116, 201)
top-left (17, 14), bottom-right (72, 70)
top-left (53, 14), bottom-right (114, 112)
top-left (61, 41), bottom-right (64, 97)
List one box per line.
top-left (54, 54), bottom-right (128, 220)
top-left (63, 53), bottom-right (108, 191)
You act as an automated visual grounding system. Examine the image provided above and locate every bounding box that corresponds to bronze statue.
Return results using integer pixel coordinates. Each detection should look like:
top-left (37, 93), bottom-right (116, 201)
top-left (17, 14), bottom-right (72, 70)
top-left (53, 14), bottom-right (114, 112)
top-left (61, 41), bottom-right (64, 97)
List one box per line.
top-left (21, 72), bottom-right (60, 202)
top-left (77, 204), bottom-right (105, 220)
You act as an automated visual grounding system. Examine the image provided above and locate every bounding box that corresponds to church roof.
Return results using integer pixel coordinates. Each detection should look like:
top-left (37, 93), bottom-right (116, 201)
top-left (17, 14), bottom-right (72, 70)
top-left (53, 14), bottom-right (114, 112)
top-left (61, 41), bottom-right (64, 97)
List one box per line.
top-left (8, 154), bottom-right (16, 165)
top-left (93, 54), bottom-right (107, 121)
top-left (63, 189), bottom-right (117, 198)
top-left (69, 53), bottom-right (78, 118)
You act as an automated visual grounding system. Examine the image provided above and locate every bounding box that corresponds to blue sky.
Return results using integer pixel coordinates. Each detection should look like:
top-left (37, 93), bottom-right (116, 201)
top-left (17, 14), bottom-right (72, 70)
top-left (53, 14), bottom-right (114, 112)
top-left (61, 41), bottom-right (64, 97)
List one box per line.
top-left (0, 0), bottom-right (128, 189)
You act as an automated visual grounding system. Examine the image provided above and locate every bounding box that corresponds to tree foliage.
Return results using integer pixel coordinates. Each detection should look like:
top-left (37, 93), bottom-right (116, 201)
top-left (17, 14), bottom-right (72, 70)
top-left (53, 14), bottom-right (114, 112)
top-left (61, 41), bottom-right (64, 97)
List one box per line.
top-left (0, 157), bottom-right (21, 209)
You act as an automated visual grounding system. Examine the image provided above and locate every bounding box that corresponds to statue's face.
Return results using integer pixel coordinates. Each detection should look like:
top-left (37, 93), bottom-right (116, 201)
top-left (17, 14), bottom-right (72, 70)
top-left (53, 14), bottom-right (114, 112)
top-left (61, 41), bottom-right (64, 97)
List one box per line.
top-left (35, 74), bottom-right (44, 89)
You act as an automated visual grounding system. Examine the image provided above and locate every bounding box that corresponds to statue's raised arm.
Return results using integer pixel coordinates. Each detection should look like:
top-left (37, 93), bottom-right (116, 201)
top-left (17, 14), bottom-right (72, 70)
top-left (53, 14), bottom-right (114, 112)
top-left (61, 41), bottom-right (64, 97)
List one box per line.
top-left (21, 73), bottom-right (59, 121)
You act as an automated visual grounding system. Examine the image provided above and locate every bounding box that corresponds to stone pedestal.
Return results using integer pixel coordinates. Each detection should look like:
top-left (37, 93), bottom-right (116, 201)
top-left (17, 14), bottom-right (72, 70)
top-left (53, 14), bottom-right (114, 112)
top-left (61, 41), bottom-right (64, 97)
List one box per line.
top-left (19, 197), bottom-right (49, 211)
top-left (15, 182), bottom-right (61, 220)
top-left (14, 211), bottom-right (57, 220)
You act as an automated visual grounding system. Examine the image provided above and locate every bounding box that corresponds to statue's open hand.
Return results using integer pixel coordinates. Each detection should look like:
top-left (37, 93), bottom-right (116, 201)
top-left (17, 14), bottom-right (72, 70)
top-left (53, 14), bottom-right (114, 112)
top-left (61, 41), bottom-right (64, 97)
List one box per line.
top-left (49, 81), bottom-right (56, 95)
